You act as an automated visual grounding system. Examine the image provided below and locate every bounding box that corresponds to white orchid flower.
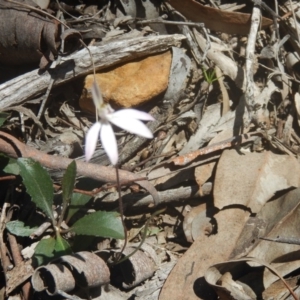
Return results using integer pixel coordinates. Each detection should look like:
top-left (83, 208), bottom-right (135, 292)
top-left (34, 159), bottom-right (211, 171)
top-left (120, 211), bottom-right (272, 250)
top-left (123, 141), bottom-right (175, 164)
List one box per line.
top-left (85, 82), bottom-right (155, 165)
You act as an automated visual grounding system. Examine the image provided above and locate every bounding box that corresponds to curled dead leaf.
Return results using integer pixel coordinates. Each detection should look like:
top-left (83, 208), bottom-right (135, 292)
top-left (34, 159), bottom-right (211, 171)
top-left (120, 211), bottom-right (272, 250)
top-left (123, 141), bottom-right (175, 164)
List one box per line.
top-left (32, 263), bottom-right (76, 295)
top-left (111, 246), bottom-right (157, 289)
top-left (31, 251), bottom-right (110, 295)
top-left (205, 257), bottom-right (298, 300)
top-left (183, 204), bottom-right (216, 243)
top-left (0, 2), bottom-right (60, 67)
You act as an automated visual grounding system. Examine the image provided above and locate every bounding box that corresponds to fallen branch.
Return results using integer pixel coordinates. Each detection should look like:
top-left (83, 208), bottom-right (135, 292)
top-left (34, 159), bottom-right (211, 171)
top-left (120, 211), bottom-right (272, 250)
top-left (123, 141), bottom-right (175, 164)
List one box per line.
top-left (0, 131), bottom-right (159, 205)
top-left (124, 184), bottom-right (212, 207)
top-left (0, 34), bottom-right (185, 110)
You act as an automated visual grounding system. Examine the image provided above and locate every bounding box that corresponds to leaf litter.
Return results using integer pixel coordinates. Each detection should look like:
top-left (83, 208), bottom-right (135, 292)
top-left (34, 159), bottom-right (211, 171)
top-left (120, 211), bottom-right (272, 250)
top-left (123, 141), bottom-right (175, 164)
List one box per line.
top-left (1, 0), bottom-right (300, 299)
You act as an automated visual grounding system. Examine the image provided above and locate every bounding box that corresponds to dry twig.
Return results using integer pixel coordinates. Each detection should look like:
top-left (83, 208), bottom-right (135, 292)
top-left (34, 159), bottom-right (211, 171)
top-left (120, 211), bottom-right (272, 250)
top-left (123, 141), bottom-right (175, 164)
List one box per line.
top-left (0, 131), bottom-right (160, 205)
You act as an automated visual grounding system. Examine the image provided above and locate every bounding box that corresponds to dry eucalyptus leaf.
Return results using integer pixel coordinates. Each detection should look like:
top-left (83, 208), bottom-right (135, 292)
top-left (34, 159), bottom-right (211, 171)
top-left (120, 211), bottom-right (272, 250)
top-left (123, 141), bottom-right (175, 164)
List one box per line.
top-left (168, 0), bottom-right (273, 35)
top-left (117, 0), bottom-right (137, 18)
top-left (263, 276), bottom-right (300, 299)
top-left (213, 149), bottom-right (300, 213)
top-left (286, 52), bottom-right (300, 80)
top-left (59, 102), bottom-right (84, 129)
top-left (218, 271), bottom-right (255, 300)
top-left (179, 103), bottom-right (221, 155)
top-left (118, 0), bottom-right (166, 33)
top-left (160, 129), bottom-right (186, 156)
top-left (32, 0), bottom-right (49, 9)
top-left (182, 204), bottom-right (215, 242)
top-left (114, 16), bottom-right (133, 27)
top-left (191, 190), bottom-right (300, 299)
top-left (194, 161), bottom-right (216, 189)
top-left (164, 47), bottom-right (191, 104)
top-left (225, 188), bottom-right (300, 298)
top-left (246, 188), bottom-right (300, 287)
top-left (159, 208), bottom-right (250, 300)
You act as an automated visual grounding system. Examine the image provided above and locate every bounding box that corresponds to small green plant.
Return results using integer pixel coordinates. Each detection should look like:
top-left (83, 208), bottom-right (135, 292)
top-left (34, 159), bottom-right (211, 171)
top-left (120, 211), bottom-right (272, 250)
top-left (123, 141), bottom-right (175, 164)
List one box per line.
top-left (6, 158), bottom-right (124, 266)
top-left (202, 67), bottom-right (219, 85)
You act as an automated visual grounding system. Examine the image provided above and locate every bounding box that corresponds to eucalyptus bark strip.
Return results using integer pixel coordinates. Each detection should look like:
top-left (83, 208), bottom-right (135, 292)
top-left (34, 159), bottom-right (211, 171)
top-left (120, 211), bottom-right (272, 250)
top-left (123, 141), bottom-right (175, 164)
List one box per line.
top-left (244, 5), bottom-right (261, 124)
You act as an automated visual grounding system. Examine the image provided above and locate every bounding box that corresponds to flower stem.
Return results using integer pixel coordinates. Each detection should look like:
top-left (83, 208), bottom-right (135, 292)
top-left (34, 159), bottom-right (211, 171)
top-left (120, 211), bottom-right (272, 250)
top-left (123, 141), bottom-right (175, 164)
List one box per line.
top-left (115, 165), bottom-right (127, 262)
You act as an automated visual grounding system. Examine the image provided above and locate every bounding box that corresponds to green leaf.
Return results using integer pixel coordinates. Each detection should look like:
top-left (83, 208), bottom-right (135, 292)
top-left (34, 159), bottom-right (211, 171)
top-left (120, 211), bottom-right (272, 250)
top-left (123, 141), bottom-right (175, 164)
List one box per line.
top-left (0, 112), bottom-right (9, 127)
top-left (6, 221), bottom-right (38, 237)
top-left (54, 232), bottom-right (71, 255)
top-left (33, 237), bottom-right (56, 266)
top-left (18, 158), bottom-right (54, 222)
top-left (62, 161), bottom-right (76, 206)
top-left (4, 159), bottom-right (20, 175)
top-left (66, 193), bottom-right (92, 224)
top-left (71, 211), bottom-right (124, 239)
top-left (0, 154), bottom-right (19, 175)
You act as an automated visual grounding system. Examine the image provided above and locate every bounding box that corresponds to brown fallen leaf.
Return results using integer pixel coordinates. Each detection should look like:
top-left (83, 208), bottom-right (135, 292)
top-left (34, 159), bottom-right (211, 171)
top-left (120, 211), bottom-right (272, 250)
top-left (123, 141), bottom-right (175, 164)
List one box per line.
top-left (213, 149), bottom-right (300, 213)
top-left (168, 0), bottom-right (273, 35)
top-left (246, 188), bottom-right (300, 286)
top-left (225, 189), bottom-right (300, 298)
top-left (263, 276), bottom-right (300, 299)
top-left (159, 208), bottom-right (250, 300)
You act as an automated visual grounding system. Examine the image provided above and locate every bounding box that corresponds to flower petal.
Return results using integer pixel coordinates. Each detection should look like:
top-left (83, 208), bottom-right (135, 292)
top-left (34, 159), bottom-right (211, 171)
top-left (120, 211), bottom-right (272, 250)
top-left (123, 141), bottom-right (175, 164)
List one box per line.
top-left (111, 108), bottom-right (155, 121)
top-left (85, 122), bottom-right (101, 162)
top-left (100, 122), bottom-right (118, 165)
top-left (109, 117), bottom-right (153, 139)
